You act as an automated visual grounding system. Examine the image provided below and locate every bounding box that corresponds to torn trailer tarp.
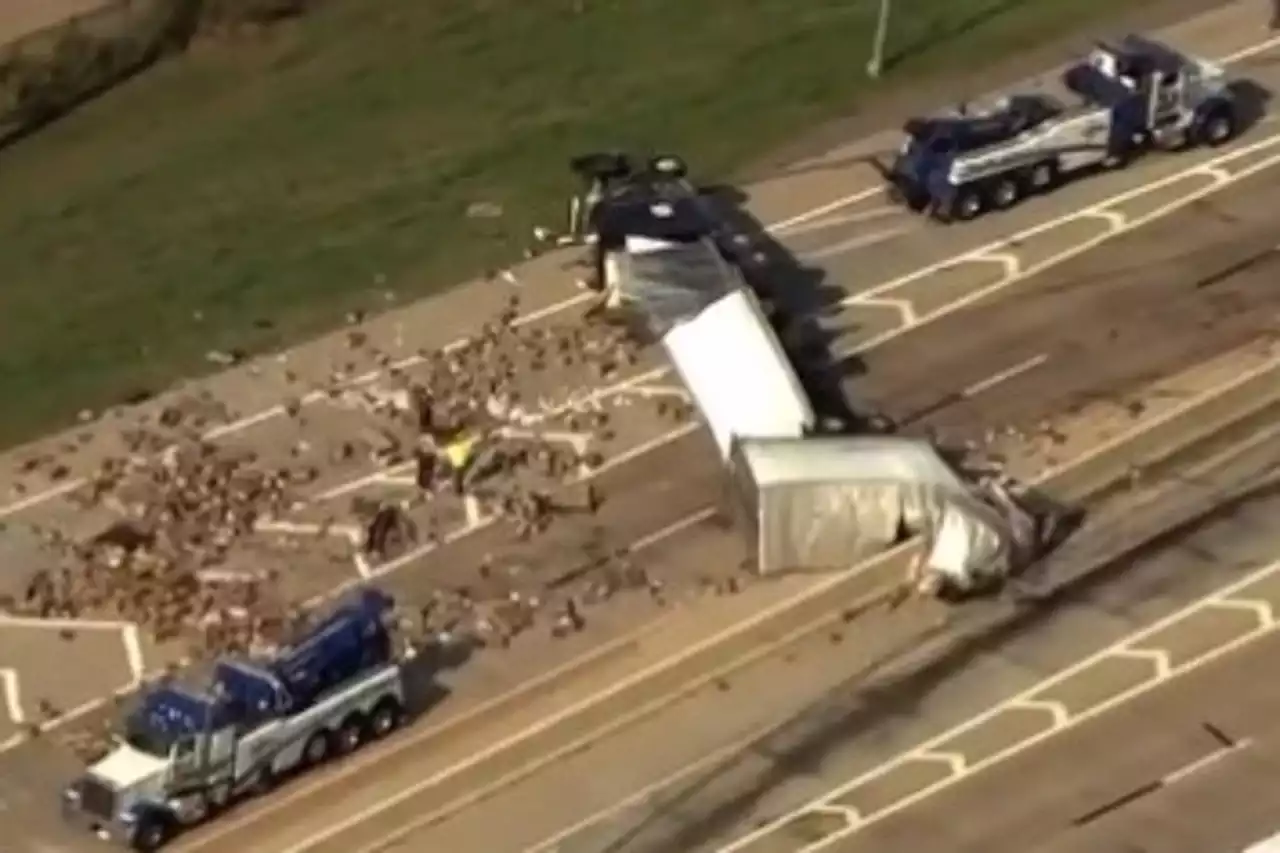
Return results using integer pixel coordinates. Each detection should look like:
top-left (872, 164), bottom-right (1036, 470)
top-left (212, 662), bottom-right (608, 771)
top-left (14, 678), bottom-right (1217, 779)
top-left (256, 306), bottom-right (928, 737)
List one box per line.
top-left (729, 435), bottom-right (1039, 592)
top-left (606, 235), bottom-right (815, 459)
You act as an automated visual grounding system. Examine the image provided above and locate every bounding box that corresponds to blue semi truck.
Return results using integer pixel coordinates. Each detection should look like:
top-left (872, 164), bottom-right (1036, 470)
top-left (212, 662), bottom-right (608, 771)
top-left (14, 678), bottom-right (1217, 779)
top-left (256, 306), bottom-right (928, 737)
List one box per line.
top-left (887, 35), bottom-right (1239, 221)
top-left (61, 587), bottom-right (410, 851)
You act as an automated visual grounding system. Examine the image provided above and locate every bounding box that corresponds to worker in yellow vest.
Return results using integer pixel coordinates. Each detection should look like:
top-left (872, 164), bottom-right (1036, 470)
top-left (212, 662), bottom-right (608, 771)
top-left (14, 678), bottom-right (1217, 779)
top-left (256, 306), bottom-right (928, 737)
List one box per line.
top-left (442, 432), bottom-right (481, 494)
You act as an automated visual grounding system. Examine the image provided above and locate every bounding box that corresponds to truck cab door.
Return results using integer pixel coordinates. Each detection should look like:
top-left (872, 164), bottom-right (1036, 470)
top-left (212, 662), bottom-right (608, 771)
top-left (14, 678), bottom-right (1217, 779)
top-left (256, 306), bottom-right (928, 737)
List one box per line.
top-left (1149, 72), bottom-right (1183, 127)
top-left (206, 726), bottom-right (236, 778)
top-left (169, 735), bottom-right (205, 790)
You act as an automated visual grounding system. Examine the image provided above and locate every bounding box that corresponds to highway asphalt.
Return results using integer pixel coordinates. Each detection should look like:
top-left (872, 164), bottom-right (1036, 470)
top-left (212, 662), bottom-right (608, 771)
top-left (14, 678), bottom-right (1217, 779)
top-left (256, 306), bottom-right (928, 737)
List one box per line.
top-left (3, 1), bottom-right (1280, 851)
top-left (180, 69), bottom-right (1280, 853)
top-left (208, 397), bottom-right (1280, 853)
top-left (814, 545), bottom-right (1280, 853)
top-left (152, 158), bottom-right (1280, 853)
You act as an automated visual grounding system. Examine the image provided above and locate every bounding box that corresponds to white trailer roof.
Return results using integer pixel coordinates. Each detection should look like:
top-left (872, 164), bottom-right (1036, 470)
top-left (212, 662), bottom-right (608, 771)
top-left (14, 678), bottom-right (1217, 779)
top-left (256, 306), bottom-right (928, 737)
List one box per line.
top-left (663, 288), bottom-right (814, 459)
top-left (736, 434), bottom-right (968, 492)
top-left (611, 235), bottom-right (740, 338)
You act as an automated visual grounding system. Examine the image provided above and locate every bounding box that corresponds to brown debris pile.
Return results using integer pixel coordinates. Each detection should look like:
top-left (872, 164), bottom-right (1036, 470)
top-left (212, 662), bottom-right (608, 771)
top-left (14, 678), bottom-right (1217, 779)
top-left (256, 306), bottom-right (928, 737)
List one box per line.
top-left (1, 292), bottom-right (704, 664)
top-left (10, 433), bottom-right (314, 656)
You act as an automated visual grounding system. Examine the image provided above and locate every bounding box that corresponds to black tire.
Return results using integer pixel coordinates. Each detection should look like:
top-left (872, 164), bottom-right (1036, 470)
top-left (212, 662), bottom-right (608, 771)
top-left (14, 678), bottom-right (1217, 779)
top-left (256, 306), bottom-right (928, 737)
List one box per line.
top-left (131, 816), bottom-right (171, 852)
top-left (368, 698), bottom-right (404, 740)
top-left (569, 151), bottom-right (632, 182)
top-left (1027, 161), bottom-right (1059, 194)
top-left (203, 782), bottom-right (231, 818)
top-left (336, 713), bottom-right (365, 755)
top-left (303, 731), bottom-right (332, 767)
top-left (1198, 109), bottom-right (1236, 147)
top-left (989, 176), bottom-right (1021, 211)
top-left (950, 186), bottom-right (984, 222)
top-left (648, 154), bottom-right (688, 179)
top-left (248, 764), bottom-right (276, 796)
top-left (1102, 144), bottom-right (1131, 171)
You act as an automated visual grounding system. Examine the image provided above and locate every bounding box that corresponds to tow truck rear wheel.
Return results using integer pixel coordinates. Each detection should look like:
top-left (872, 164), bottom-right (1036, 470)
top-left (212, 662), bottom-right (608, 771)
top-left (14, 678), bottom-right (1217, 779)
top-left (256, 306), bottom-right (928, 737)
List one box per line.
top-left (990, 176), bottom-right (1021, 211)
top-left (336, 713), bottom-right (365, 754)
top-left (1027, 161), bottom-right (1059, 194)
top-left (302, 731), bottom-right (332, 767)
top-left (369, 697), bottom-right (404, 740)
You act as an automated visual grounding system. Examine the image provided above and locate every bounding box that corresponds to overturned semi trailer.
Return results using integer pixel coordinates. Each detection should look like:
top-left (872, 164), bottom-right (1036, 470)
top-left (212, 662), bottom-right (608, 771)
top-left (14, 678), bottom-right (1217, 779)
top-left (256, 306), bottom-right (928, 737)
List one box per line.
top-left (606, 232), bottom-right (816, 458)
top-left (728, 435), bottom-right (1041, 595)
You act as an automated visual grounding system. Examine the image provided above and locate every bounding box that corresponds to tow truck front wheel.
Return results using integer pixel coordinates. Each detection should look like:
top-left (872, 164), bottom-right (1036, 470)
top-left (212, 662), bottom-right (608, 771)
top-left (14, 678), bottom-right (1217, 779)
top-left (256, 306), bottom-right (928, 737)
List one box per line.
top-left (130, 816), bottom-right (172, 852)
top-left (949, 187), bottom-right (984, 222)
top-left (1197, 109), bottom-right (1236, 147)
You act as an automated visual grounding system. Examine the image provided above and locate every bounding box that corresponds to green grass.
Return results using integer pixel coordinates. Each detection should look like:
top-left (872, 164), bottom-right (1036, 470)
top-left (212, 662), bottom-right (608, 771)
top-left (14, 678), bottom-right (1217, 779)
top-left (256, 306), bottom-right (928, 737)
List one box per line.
top-left (0, 0), bottom-right (1155, 447)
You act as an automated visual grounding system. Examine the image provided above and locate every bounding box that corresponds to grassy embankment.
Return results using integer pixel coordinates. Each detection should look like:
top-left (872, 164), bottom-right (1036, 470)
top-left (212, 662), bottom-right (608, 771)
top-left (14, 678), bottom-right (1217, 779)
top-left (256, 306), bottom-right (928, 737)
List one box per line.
top-left (0, 0), bottom-right (1160, 447)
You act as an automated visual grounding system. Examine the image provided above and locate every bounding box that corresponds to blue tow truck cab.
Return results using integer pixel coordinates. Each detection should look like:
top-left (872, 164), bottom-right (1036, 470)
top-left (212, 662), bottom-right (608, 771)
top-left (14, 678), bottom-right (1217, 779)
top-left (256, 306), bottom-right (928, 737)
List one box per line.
top-left (61, 587), bottom-right (411, 851)
top-left (887, 34), bottom-right (1239, 222)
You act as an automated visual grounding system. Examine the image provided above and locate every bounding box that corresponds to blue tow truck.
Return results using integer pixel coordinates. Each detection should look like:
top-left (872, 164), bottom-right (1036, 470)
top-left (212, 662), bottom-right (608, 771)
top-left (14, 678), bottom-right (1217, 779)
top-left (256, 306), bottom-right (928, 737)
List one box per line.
top-left (61, 587), bottom-right (409, 851)
top-left (887, 35), bottom-right (1239, 221)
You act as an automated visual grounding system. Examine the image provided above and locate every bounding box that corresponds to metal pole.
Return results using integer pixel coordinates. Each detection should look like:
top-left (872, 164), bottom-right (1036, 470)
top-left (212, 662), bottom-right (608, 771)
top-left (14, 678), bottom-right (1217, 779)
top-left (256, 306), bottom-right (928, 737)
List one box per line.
top-left (866, 0), bottom-right (892, 79)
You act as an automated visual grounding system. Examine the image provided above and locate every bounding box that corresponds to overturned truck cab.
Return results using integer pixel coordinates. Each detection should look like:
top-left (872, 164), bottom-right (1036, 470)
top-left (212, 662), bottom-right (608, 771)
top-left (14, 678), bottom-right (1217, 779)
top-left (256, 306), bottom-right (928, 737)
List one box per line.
top-left (727, 435), bottom-right (1049, 598)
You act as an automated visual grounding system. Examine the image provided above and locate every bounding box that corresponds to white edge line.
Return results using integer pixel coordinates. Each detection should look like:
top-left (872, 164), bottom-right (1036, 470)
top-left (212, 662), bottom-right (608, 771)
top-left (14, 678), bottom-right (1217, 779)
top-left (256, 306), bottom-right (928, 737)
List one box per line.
top-left (962, 353), bottom-right (1050, 398)
top-left (800, 225), bottom-right (911, 261)
top-left (764, 186), bottom-right (884, 233)
top-left (1162, 737), bottom-right (1251, 785)
top-left (0, 669), bottom-right (23, 724)
top-left (800, 601), bottom-right (1280, 851)
top-left (0, 615), bottom-right (134, 631)
top-left (121, 624), bottom-right (145, 687)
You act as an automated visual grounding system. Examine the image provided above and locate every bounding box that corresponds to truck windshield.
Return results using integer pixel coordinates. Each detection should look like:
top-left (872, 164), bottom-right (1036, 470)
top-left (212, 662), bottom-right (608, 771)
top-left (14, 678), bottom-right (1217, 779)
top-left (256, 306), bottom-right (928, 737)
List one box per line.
top-left (123, 712), bottom-right (176, 758)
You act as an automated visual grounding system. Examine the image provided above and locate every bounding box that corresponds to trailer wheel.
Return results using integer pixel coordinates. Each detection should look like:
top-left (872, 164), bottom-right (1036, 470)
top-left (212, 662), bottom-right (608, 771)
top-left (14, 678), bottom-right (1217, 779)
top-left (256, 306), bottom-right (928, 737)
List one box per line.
top-left (302, 731), bottom-right (332, 767)
top-left (1198, 109), bottom-right (1236, 147)
top-left (336, 713), bottom-right (365, 754)
top-left (990, 177), bottom-right (1020, 210)
top-left (369, 698), bottom-right (404, 739)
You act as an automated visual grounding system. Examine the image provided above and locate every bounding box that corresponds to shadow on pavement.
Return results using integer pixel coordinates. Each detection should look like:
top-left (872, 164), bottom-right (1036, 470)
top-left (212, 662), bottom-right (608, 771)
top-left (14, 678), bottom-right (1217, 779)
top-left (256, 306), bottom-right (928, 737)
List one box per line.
top-left (702, 185), bottom-right (875, 433)
top-left (590, 475), bottom-right (1280, 853)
